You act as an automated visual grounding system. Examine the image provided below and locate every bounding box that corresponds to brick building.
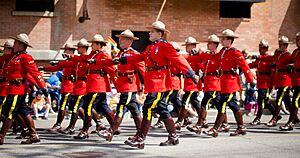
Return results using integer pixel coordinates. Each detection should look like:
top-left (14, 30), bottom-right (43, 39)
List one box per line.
top-left (0, 0), bottom-right (299, 63)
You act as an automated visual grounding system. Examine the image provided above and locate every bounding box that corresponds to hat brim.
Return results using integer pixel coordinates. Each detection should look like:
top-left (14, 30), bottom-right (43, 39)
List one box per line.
top-left (115, 34), bottom-right (139, 40)
top-left (146, 26), bottom-right (170, 34)
top-left (60, 47), bottom-right (77, 50)
top-left (218, 35), bottom-right (239, 38)
top-left (74, 44), bottom-right (90, 47)
top-left (87, 40), bottom-right (108, 43)
top-left (204, 40), bottom-right (220, 43)
top-left (9, 36), bottom-right (32, 47)
top-left (181, 42), bottom-right (200, 46)
top-left (279, 42), bottom-right (293, 44)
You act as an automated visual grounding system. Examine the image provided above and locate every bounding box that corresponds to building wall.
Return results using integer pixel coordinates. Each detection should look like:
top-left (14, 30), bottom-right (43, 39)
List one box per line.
top-left (0, 0), bottom-right (299, 55)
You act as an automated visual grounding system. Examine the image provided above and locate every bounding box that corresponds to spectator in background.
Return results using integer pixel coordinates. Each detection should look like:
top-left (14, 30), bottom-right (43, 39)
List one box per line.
top-left (47, 71), bottom-right (62, 112)
top-left (31, 91), bottom-right (50, 120)
top-left (244, 82), bottom-right (258, 116)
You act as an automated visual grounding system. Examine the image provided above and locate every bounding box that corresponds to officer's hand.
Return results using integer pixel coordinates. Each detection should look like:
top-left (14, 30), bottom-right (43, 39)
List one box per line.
top-left (191, 48), bottom-right (199, 55)
top-left (251, 55), bottom-right (259, 60)
top-left (112, 58), bottom-right (120, 65)
top-left (87, 59), bottom-right (96, 64)
top-left (49, 61), bottom-right (59, 66)
top-left (62, 53), bottom-right (71, 59)
top-left (41, 88), bottom-right (49, 98)
top-left (249, 82), bottom-right (256, 88)
top-left (191, 74), bottom-right (200, 85)
top-left (270, 63), bottom-right (276, 69)
top-left (38, 66), bottom-right (45, 71)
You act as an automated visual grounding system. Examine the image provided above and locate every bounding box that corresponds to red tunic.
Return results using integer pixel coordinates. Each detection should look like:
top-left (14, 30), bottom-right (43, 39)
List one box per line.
top-left (248, 54), bottom-right (273, 89)
top-left (114, 48), bottom-right (145, 92)
top-left (44, 59), bottom-right (76, 94)
top-left (123, 39), bottom-right (195, 93)
top-left (218, 47), bottom-right (254, 94)
top-left (0, 54), bottom-right (11, 96)
top-left (169, 65), bottom-right (182, 90)
top-left (72, 50), bottom-right (116, 93)
top-left (5, 52), bottom-right (46, 95)
top-left (290, 48), bottom-right (300, 87)
top-left (184, 54), bottom-right (202, 92)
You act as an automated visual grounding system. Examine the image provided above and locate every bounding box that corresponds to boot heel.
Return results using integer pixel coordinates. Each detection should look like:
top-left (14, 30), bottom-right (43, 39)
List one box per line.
top-left (137, 143), bottom-right (144, 149)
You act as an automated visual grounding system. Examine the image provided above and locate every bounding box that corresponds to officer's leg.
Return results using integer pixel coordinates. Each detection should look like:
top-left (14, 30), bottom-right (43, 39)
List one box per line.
top-left (250, 89), bottom-right (266, 125)
top-left (204, 93), bottom-right (230, 137)
top-left (0, 96), bottom-right (6, 122)
top-left (175, 91), bottom-right (192, 129)
top-left (48, 93), bottom-right (72, 132)
top-left (282, 87), bottom-right (291, 112)
top-left (97, 93), bottom-right (114, 127)
top-left (0, 94), bottom-right (21, 145)
top-left (126, 92), bottom-right (142, 133)
top-left (74, 93), bottom-right (100, 139)
top-left (125, 92), bottom-right (163, 149)
top-left (280, 87), bottom-right (300, 130)
top-left (227, 93), bottom-right (246, 136)
top-left (18, 95), bottom-right (40, 144)
top-left (266, 87), bottom-right (288, 126)
top-left (170, 90), bottom-right (181, 114)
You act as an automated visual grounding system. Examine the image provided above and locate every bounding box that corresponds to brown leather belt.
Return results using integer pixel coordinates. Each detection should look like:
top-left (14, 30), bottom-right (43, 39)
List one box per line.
top-left (276, 69), bottom-right (289, 73)
top-left (117, 71), bottom-right (136, 77)
top-left (0, 77), bottom-right (7, 84)
top-left (86, 69), bottom-right (107, 76)
top-left (8, 78), bottom-right (25, 86)
top-left (205, 71), bottom-right (218, 76)
top-left (76, 77), bottom-right (87, 81)
top-left (171, 73), bottom-right (181, 77)
top-left (257, 71), bottom-right (271, 76)
top-left (62, 76), bottom-right (75, 81)
top-left (145, 65), bottom-right (169, 71)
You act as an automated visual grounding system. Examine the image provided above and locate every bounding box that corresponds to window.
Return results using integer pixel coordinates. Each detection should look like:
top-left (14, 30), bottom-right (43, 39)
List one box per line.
top-left (111, 31), bottom-right (151, 53)
top-left (220, 1), bottom-right (252, 18)
top-left (15, 0), bottom-right (55, 12)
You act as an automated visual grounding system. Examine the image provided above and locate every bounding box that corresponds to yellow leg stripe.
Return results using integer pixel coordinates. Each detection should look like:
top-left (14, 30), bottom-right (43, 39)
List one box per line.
top-left (8, 95), bottom-right (18, 119)
top-left (266, 88), bottom-right (270, 99)
top-left (185, 91), bottom-right (194, 109)
top-left (0, 97), bottom-right (6, 114)
top-left (221, 93), bottom-right (234, 114)
top-left (295, 92), bottom-right (300, 109)
top-left (165, 90), bottom-right (173, 103)
top-left (206, 91), bottom-right (216, 110)
top-left (61, 93), bottom-right (70, 110)
top-left (277, 87), bottom-right (288, 107)
top-left (87, 93), bottom-right (98, 116)
top-left (147, 92), bottom-right (162, 121)
top-left (118, 105), bottom-right (124, 117)
top-left (73, 95), bottom-right (83, 113)
top-left (125, 92), bottom-right (132, 105)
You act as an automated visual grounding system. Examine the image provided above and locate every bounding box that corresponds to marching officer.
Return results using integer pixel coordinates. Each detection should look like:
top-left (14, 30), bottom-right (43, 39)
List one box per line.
top-left (113, 21), bottom-right (198, 149)
top-left (258, 36), bottom-right (292, 127)
top-left (248, 39), bottom-right (277, 125)
top-left (0, 40), bottom-right (14, 118)
top-left (58, 39), bottom-right (90, 134)
top-left (96, 29), bottom-right (144, 141)
top-left (0, 33), bottom-right (49, 145)
top-left (280, 32), bottom-right (300, 130)
top-left (43, 43), bottom-right (77, 133)
top-left (186, 34), bottom-right (230, 134)
top-left (204, 29), bottom-right (254, 137)
top-left (175, 37), bottom-right (202, 131)
top-left (67, 34), bottom-right (116, 139)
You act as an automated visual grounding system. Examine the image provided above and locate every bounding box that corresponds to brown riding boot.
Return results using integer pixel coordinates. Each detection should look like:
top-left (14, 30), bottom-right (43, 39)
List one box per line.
top-left (127, 115), bottom-right (142, 141)
top-left (21, 115), bottom-right (40, 144)
top-left (187, 109), bottom-right (207, 134)
top-left (219, 113), bottom-right (230, 132)
top-left (97, 115), bottom-right (122, 141)
top-left (175, 108), bottom-right (187, 130)
top-left (91, 110), bottom-right (106, 134)
top-left (280, 105), bottom-right (298, 131)
top-left (47, 110), bottom-right (66, 132)
top-left (230, 111), bottom-right (246, 136)
top-left (74, 116), bottom-right (91, 139)
top-left (266, 105), bottom-right (281, 127)
top-left (160, 116), bottom-right (179, 146)
top-left (203, 113), bottom-right (225, 137)
top-left (0, 117), bottom-right (13, 145)
top-left (60, 112), bottom-right (79, 135)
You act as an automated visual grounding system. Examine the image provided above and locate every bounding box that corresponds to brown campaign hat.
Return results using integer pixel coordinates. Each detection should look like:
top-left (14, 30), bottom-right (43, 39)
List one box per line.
top-left (0, 39), bottom-right (14, 48)
top-left (278, 36), bottom-right (292, 44)
top-left (88, 34), bottom-right (108, 43)
top-left (259, 39), bottom-right (269, 48)
top-left (205, 34), bottom-right (220, 43)
top-left (116, 29), bottom-right (139, 40)
top-left (146, 21), bottom-right (170, 33)
top-left (9, 33), bottom-right (32, 47)
top-left (60, 43), bottom-right (77, 50)
top-left (75, 38), bottom-right (91, 47)
top-left (219, 29), bottom-right (239, 38)
top-left (182, 37), bottom-right (199, 46)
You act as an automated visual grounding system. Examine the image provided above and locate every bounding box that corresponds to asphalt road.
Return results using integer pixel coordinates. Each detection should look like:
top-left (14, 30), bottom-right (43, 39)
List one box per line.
top-left (0, 109), bottom-right (300, 158)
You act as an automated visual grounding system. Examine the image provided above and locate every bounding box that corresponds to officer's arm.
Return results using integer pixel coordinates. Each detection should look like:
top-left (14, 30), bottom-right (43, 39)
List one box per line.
top-left (248, 60), bottom-right (259, 69)
top-left (121, 53), bottom-right (144, 64)
top-left (234, 51), bottom-right (254, 83)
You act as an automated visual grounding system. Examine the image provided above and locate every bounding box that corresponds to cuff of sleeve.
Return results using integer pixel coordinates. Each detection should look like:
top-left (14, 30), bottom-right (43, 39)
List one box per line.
top-left (185, 68), bottom-right (195, 78)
